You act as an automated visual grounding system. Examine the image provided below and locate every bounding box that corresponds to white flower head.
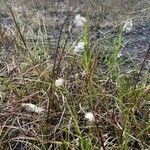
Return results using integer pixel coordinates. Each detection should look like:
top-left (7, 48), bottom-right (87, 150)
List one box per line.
top-left (81, 70), bottom-right (86, 77)
top-left (75, 73), bottom-right (79, 78)
top-left (74, 14), bottom-right (87, 27)
top-left (22, 103), bottom-right (45, 114)
top-left (74, 42), bottom-right (84, 53)
top-left (85, 112), bottom-right (95, 122)
top-left (126, 69), bottom-right (134, 74)
top-left (117, 52), bottom-right (122, 58)
top-left (55, 78), bottom-right (64, 87)
top-left (123, 19), bottom-right (133, 32)
top-left (71, 138), bottom-right (79, 147)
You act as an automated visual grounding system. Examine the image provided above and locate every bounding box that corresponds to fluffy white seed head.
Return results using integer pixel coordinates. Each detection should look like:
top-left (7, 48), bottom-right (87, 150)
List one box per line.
top-left (74, 14), bottom-right (87, 27)
top-left (81, 70), bottom-right (86, 77)
top-left (85, 112), bottom-right (95, 122)
top-left (123, 19), bottom-right (133, 32)
top-left (71, 138), bottom-right (79, 147)
top-left (22, 103), bottom-right (45, 114)
top-left (74, 42), bottom-right (84, 53)
top-left (117, 52), bottom-right (122, 58)
top-left (55, 78), bottom-right (64, 87)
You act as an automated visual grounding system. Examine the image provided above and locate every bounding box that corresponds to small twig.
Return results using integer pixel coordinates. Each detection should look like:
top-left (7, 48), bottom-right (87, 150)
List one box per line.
top-left (94, 102), bottom-right (106, 150)
top-left (46, 85), bottom-right (53, 123)
top-left (134, 43), bottom-right (150, 90)
top-left (9, 5), bottom-right (38, 73)
top-left (55, 20), bottom-right (74, 76)
top-left (9, 5), bottom-right (27, 49)
top-left (94, 113), bottom-right (106, 150)
top-left (52, 20), bottom-right (66, 80)
top-left (52, 2), bottom-right (78, 79)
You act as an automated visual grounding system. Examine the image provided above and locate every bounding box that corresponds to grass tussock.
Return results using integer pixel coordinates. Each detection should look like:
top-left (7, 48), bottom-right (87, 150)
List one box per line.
top-left (0, 0), bottom-right (150, 150)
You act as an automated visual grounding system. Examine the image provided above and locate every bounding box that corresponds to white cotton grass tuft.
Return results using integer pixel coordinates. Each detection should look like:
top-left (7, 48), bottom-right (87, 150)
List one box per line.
top-left (117, 52), bottom-right (122, 58)
top-left (74, 14), bottom-right (87, 27)
top-left (22, 103), bottom-right (45, 114)
top-left (126, 69), bottom-right (134, 74)
top-left (74, 42), bottom-right (84, 53)
top-left (55, 78), bottom-right (64, 87)
top-left (81, 70), bottom-right (86, 77)
top-left (71, 138), bottom-right (79, 147)
top-left (85, 112), bottom-right (95, 122)
top-left (123, 19), bottom-right (133, 32)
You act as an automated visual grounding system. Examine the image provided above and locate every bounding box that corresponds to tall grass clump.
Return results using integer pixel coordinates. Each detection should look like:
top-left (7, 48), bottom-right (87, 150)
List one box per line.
top-left (0, 0), bottom-right (149, 150)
